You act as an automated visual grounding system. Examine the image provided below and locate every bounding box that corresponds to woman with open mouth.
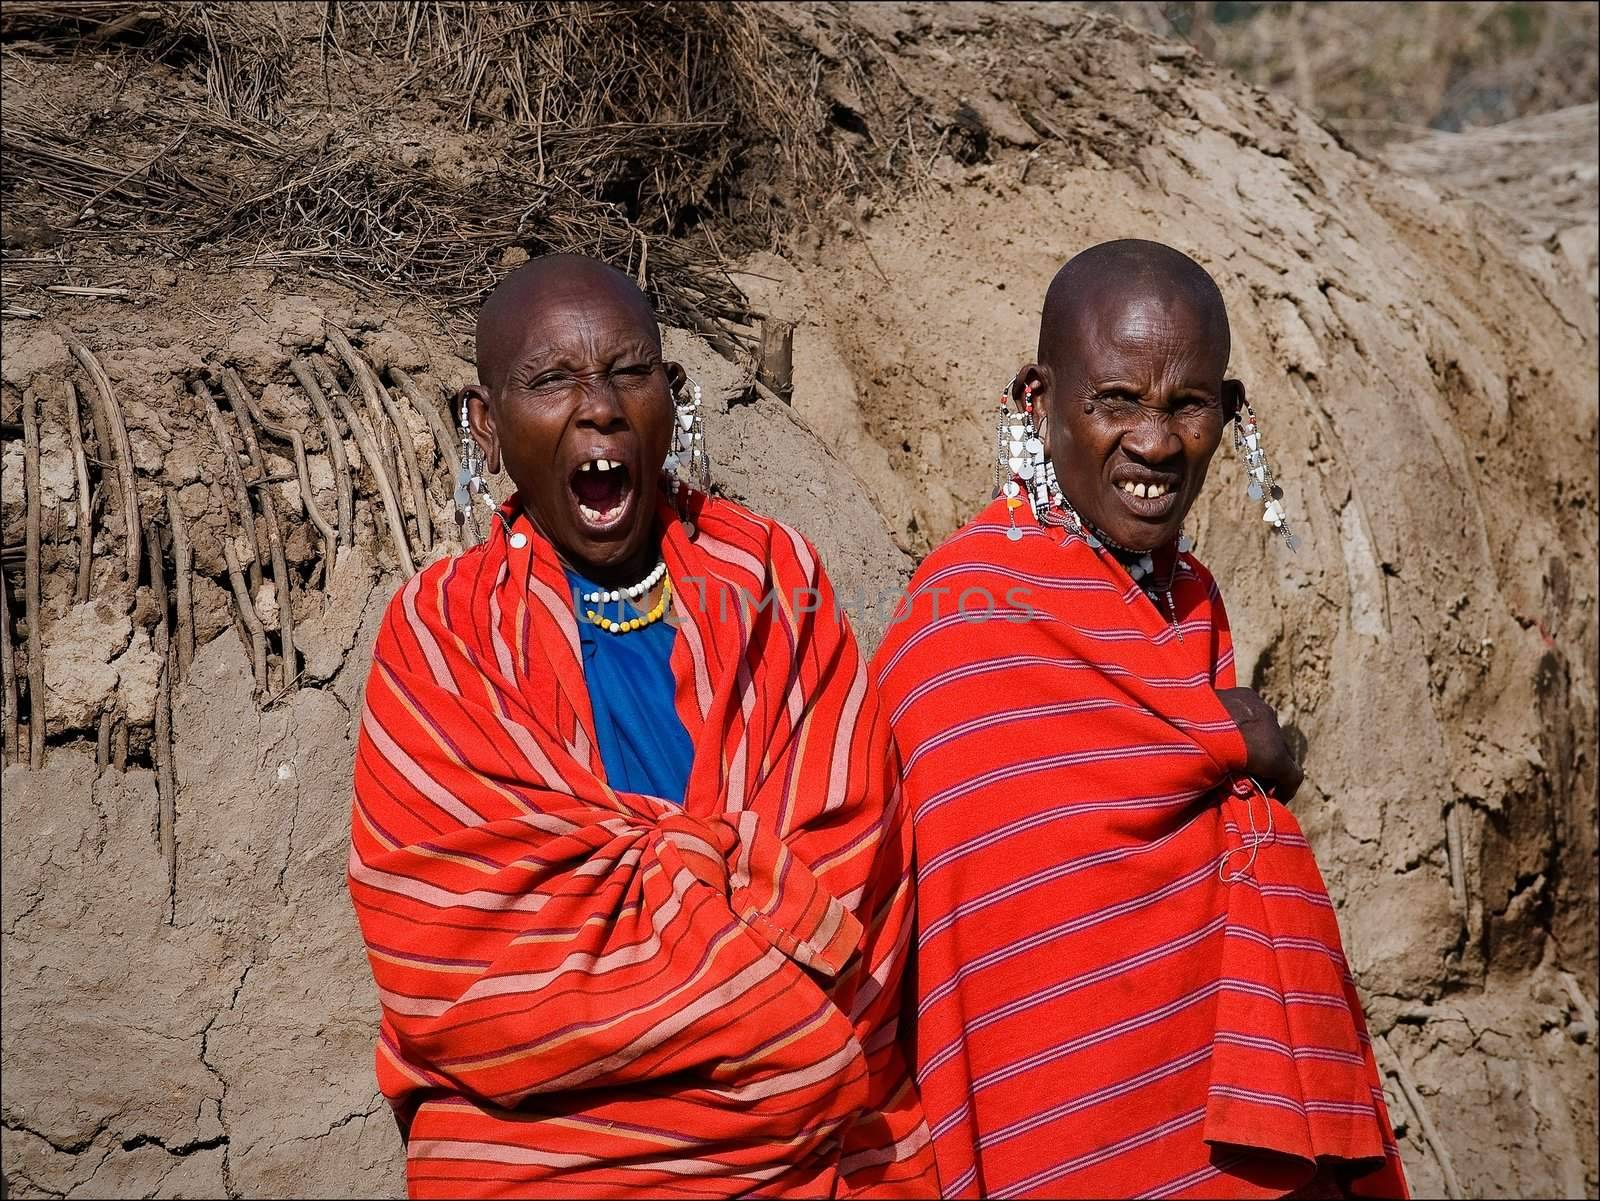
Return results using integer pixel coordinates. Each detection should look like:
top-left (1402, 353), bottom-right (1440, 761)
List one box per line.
top-left (873, 240), bottom-right (1408, 1200)
top-left (347, 255), bottom-right (936, 1199)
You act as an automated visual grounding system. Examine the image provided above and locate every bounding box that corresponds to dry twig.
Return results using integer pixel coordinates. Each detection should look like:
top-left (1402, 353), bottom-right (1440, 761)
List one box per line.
top-left (221, 535), bottom-right (268, 694)
top-left (144, 513), bottom-right (176, 876)
top-left (22, 389), bottom-right (46, 767)
top-left (289, 356), bottom-right (354, 551)
top-left (164, 488), bottom-right (195, 678)
top-left (97, 708), bottom-right (112, 770)
top-left (1, 572), bottom-right (19, 764)
top-left (69, 340), bottom-right (141, 581)
top-left (391, 367), bottom-right (475, 544)
top-left (193, 377), bottom-right (262, 593)
top-left (155, 632), bottom-right (177, 921)
top-left (229, 368), bottom-right (337, 552)
top-left (221, 369), bottom-right (296, 686)
top-left (376, 372), bottom-right (433, 550)
top-left (327, 329), bottom-right (431, 550)
top-left (313, 354), bottom-right (415, 576)
top-left (1375, 1034), bottom-right (1464, 1199)
top-left (63, 380), bottom-right (94, 603)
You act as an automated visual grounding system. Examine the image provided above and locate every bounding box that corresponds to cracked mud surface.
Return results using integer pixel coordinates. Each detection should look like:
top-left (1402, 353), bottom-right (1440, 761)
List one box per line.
top-left (2, 4), bottom-right (1595, 1198)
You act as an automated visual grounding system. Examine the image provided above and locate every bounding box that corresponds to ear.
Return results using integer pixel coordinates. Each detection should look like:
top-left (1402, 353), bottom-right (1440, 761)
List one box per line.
top-left (1222, 378), bottom-right (1246, 425)
top-left (664, 361), bottom-right (687, 396)
top-left (459, 383), bottom-right (502, 475)
top-left (1014, 361), bottom-right (1054, 440)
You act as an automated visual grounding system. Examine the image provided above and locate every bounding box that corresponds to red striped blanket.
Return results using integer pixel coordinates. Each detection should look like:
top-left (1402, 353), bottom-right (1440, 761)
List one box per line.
top-left (350, 492), bottom-right (936, 1199)
top-left (871, 497), bottom-right (1407, 1199)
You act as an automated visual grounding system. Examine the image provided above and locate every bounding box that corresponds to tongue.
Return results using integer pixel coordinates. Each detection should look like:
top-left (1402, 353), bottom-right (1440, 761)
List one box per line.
top-left (572, 468), bottom-right (625, 509)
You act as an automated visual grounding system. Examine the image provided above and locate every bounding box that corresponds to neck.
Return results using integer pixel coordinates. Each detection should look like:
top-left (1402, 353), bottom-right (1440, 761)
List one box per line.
top-left (1052, 491), bottom-right (1174, 563)
top-left (558, 525), bottom-right (662, 588)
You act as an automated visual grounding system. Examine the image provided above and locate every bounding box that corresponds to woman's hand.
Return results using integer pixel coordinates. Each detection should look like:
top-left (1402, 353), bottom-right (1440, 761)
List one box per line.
top-left (1214, 687), bottom-right (1303, 801)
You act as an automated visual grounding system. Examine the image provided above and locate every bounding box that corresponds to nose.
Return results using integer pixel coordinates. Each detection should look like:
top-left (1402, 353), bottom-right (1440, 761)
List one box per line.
top-left (574, 375), bottom-right (627, 430)
top-left (1120, 408), bottom-right (1183, 464)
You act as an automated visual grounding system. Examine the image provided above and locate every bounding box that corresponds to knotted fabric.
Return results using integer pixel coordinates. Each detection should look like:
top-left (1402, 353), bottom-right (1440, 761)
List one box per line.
top-left (351, 491), bottom-right (935, 1198)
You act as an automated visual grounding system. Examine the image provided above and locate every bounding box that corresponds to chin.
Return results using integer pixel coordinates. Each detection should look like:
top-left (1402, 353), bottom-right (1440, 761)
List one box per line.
top-left (561, 523), bottom-right (649, 572)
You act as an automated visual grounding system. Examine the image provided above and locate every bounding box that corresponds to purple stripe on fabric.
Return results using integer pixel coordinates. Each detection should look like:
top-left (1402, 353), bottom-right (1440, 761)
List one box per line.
top-left (920, 807), bottom-right (1213, 946)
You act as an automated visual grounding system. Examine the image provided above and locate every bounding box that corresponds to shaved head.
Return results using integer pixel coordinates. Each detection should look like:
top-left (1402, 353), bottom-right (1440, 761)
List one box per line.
top-left (475, 254), bottom-right (661, 395)
top-left (1039, 239), bottom-right (1229, 372)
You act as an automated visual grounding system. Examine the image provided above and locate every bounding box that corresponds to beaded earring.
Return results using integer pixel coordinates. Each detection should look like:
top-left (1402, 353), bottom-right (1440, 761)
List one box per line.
top-left (664, 375), bottom-right (708, 492)
top-left (663, 375), bottom-right (708, 538)
top-left (455, 397), bottom-right (493, 536)
top-left (995, 378), bottom-right (1062, 540)
top-left (1233, 400), bottom-right (1297, 550)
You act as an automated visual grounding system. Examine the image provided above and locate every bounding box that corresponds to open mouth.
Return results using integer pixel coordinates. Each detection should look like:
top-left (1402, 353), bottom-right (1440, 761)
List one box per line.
top-left (568, 457), bottom-right (634, 533)
top-left (1112, 475), bottom-right (1180, 519)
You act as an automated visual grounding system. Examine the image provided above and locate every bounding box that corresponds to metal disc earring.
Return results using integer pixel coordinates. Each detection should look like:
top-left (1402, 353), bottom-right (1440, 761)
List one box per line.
top-left (1233, 400), bottom-right (1297, 550)
top-left (455, 397), bottom-right (492, 541)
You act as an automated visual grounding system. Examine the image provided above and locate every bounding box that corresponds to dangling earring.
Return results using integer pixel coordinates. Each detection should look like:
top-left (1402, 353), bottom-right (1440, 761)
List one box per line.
top-left (664, 375), bottom-right (708, 491)
top-left (455, 397), bottom-right (492, 540)
top-left (995, 378), bottom-right (1059, 541)
top-left (664, 375), bottom-right (708, 537)
top-left (1233, 400), bottom-right (1297, 550)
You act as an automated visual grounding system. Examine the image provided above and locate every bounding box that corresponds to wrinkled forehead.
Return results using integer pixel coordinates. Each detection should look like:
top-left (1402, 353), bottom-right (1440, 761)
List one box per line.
top-left (478, 275), bottom-right (661, 386)
top-left (1058, 284), bottom-right (1229, 378)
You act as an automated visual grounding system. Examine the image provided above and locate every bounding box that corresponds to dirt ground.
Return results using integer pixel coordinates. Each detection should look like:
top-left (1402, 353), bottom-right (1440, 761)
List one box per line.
top-left (2, 3), bottom-right (1596, 1199)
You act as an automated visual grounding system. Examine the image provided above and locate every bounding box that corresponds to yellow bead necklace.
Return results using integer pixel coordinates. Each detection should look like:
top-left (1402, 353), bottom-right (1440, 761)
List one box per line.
top-left (585, 573), bottom-right (672, 634)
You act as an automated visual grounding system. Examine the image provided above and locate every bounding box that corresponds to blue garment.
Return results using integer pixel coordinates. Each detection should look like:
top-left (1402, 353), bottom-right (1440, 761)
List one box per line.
top-left (564, 567), bottom-right (695, 805)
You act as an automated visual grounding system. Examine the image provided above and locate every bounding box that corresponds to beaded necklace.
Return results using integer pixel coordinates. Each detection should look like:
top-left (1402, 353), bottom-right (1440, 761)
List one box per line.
top-left (579, 559), bottom-right (672, 635)
top-left (1042, 499), bottom-right (1190, 638)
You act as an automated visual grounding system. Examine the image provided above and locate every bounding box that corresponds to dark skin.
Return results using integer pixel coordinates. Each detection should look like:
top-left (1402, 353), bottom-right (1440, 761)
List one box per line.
top-left (460, 255), bottom-right (685, 602)
top-left (1022, 240), bottom-right (1302, 800)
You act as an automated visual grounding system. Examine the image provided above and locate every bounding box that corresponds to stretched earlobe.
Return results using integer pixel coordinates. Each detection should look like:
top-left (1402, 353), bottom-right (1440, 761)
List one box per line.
top-left (665, 361), bottom-right (687, 395)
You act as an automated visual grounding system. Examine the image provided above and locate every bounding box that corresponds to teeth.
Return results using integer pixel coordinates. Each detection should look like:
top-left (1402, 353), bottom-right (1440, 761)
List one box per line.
top-left (1122, 480), bottom-right (1172, 499)
top-left (1135, 482), bottom-right (1148, 498)
top-left (578, 458), bottom-right (621, 473)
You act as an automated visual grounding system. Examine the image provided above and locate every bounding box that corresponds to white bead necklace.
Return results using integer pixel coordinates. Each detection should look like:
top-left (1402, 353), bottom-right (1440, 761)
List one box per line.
top-left (579, 559), bottom-right (666, 605)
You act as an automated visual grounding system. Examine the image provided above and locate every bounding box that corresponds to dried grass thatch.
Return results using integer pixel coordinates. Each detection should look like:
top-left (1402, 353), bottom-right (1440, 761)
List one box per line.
top-left (0, 1), bottom-right (832, 331)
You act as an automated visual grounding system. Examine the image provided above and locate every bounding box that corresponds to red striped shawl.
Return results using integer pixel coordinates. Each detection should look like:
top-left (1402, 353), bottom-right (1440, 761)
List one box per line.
top-left (350, 492), bottom-right (936, 1199)
top-left (871, 497), bottom-right (1407, 1200)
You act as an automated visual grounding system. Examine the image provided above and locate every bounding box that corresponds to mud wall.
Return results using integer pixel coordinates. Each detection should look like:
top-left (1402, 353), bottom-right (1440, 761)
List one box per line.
top-left (2, 4), bottom-right (1596, 1199)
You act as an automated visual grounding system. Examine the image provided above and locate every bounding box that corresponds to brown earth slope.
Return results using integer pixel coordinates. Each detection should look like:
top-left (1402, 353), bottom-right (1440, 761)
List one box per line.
top-left (2, 3), bottom-right (1596, 1199)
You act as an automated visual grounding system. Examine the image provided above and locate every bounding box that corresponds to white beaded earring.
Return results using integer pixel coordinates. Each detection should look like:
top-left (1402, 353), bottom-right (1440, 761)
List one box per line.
top-left (664, 375), bottom-right (709, 492)
top-left (455, 397), bottom-right (494, 535)
top-left (995, 377), bottom-right (1062, 540)
top-left (1233, 400), bottom-right (1297, 550)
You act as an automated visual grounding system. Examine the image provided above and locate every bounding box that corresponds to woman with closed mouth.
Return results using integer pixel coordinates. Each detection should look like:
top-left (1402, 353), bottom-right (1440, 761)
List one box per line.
top-left (872, 240), bottom-right (1408, 1199)
top-left (348, 255), bottom-right (935, 1199)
